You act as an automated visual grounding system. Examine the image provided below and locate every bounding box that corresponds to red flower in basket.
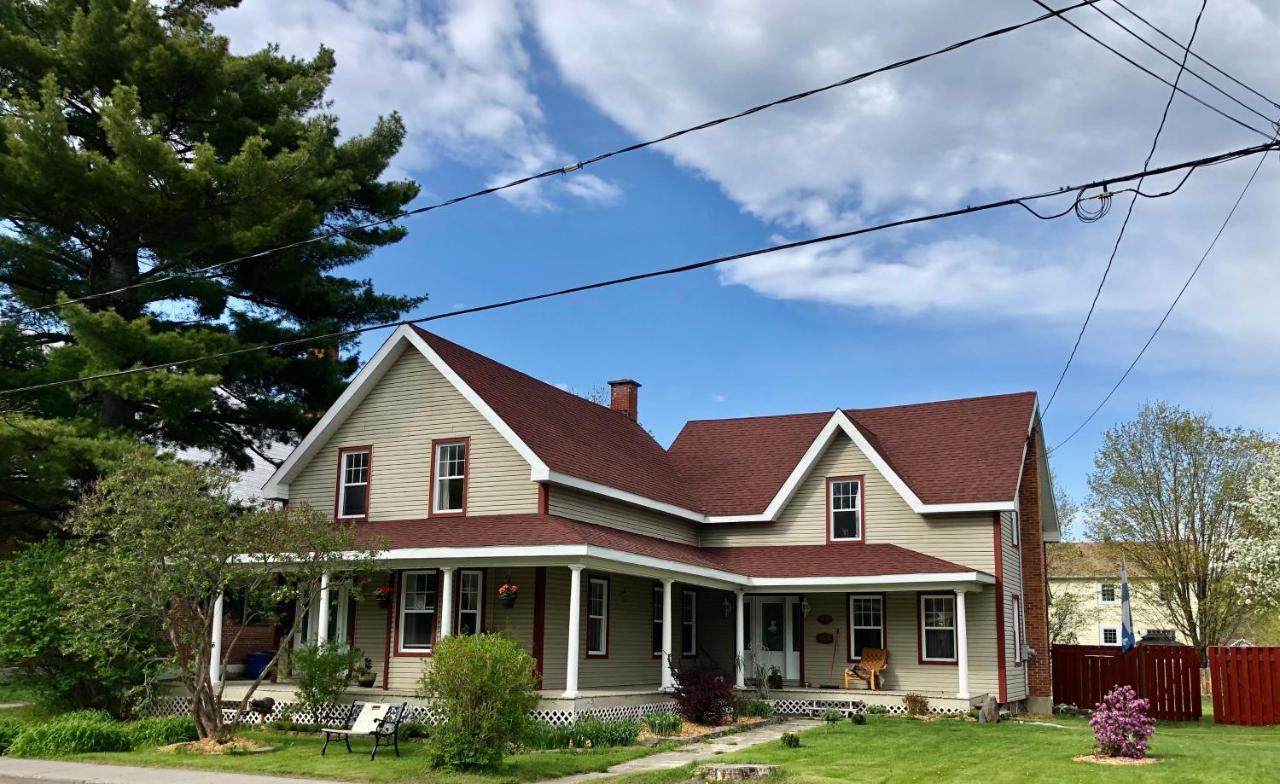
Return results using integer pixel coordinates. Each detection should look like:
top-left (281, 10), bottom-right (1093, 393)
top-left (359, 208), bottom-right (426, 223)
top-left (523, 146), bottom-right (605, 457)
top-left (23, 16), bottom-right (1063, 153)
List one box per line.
top-left (498, 583), bottom-right (519, 607)
top-left (373, 585), bottom-right (394, 607)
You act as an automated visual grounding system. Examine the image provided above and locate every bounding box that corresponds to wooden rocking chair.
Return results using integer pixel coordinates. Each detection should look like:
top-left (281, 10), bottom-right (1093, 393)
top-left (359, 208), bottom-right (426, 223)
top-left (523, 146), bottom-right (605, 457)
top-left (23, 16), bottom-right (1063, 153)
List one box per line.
top-left (843, 648), bottom-right (888, 690)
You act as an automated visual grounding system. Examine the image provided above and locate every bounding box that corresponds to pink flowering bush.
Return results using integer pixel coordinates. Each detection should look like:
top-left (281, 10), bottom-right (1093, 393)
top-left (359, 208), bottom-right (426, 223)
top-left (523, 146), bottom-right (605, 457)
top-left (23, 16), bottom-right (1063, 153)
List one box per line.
top-left (1089, 685), bottom-right (1156, 759)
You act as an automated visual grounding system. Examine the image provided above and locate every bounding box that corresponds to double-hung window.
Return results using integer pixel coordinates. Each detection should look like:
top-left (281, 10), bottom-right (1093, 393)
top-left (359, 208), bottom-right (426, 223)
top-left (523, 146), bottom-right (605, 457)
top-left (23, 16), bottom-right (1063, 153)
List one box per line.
top-left (651, 585), bottom-right (663, 657)
top-left (1099, 583), bottom-right (1118, 605)
top-left (920, 594), bottom-right (958, 663)
top-left (681, 589), bottom-right (697, 657)
top-left (457, 570), bottom-right (483, 635)
top-left (399, 571), bottom-right (438, 652)
top-left (828, 478), bottom-right (862, 541)
top-left (337, 448), bottom-right (370, 519)
top-left (1012, 595), bottom-right (1024, 665)
top-left (848, 594), bottom-right (884, 660)
top-left (432, 440), bottom-right (467, 514)
top-left (587, 577), bottom-right (608, 657)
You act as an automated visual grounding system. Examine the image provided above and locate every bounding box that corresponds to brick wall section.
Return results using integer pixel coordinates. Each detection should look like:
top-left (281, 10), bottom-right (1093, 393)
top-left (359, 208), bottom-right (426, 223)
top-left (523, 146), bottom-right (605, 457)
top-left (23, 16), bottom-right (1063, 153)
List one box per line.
top-left (221, 619), bottom-right (277, 666)
top-left (1019, 428), bottom-right (1052, 701)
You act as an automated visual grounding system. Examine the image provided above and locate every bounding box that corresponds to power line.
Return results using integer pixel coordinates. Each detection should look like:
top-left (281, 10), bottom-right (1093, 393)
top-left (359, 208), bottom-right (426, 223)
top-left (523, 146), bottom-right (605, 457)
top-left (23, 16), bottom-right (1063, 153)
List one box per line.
top-left (1108, 0), bottom-right (1280, 111)
top-left (1048, 142), bottom-right (1273, 454)
top-left (1041, 0), bottom-right (1207, 417)
top-left (1030, 0), bottom-right (1271, 139)
top-left (1, 139), bottom-right (1273, 398)
top-left (5, 0), bottom-right (1107, 322)
top-left (1086, 1), bottom-right (1278, 126)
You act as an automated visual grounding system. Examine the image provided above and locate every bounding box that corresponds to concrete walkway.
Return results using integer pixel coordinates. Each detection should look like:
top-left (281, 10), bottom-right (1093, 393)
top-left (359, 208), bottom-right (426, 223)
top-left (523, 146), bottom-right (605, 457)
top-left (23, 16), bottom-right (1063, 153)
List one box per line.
top-left (550, 718), bottom-right (822, 784)
top-left (0, 758), bottom-right (333, 784)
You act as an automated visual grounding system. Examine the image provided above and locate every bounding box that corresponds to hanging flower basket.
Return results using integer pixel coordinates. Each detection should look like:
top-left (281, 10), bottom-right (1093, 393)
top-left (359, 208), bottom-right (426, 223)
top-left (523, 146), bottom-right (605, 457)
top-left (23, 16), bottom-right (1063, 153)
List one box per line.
top-left (373, 585), bottom-right (394, 609)
top-left (498, 582), bottom-right (519, 608)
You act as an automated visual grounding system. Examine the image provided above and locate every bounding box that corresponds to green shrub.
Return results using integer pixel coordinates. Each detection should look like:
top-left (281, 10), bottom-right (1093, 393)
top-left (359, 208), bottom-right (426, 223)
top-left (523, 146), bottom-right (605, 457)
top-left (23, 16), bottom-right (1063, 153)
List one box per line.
top-left (418, 633), bottom-right (539, 770)
top-left (780, 731), bottom-right (800, 748)
top-left (671, 666), bottom-right (736, 726)
top-left (530, 716), bottom-right (640, 749)
top-left (642, 711), bottom-right (682, 737)
top-left (738, 698), bottom-right (774, 718)
top-left (126, 717), bottom-right (198, 747)
top-left (903, 693), bottom-right (929, 717)
top-left (398, 721), bottom-right (431, 741)
top-left (291, 642), bottom-right (362, 715)
top-left (0, 717), bottom-right (25, 755)
top-left (866, 704), bottom-right (888, 715)
top-left (820, 708), bottom-right (843, 728)
top-left (8, 714), bottom-right (133, 756)
top-left (850, 713), bottom-right (867, 726)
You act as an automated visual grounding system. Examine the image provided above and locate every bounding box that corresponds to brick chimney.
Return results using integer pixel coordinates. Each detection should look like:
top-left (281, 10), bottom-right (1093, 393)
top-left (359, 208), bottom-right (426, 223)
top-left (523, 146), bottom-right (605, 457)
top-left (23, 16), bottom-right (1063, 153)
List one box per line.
top-left (607, 379), bottom-right (641, 421)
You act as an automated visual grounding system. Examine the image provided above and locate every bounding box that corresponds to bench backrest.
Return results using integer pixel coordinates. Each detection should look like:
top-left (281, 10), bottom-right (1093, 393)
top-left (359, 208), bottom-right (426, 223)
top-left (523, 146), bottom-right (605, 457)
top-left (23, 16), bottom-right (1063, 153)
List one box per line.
top-left (350, 703), bottom-right (392, 735)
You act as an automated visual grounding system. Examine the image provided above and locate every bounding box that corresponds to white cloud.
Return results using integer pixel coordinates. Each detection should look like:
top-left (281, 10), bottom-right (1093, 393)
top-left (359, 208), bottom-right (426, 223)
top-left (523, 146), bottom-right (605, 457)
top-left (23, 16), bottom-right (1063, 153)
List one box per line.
top-left (712, 393), bottom-right (727, 403)
top-left (527, 0), bottom-right (1280, 354)
top-left (213, 0), bottom-right (618, 207)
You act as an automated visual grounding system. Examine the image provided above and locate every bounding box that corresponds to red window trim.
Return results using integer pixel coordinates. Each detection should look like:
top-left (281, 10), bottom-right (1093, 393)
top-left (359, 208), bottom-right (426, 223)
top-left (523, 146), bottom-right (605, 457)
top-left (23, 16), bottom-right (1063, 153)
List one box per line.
top-left (845, 592), bottom-right (887, 663)
top-left (585, 575), bottom-right (610, 659)
top-left (825, 475), bottom-right (866, 544)
top-left (1012, 593), bottom-right (1024, 668)
top-left (532, 567), bottom-right (547, 684)
top-left (916, 591), bottom-right (958, 666)
top-left (992, 512), bottom-right (1008, 703)
top-left (680, 588), bottom-right (698, 659)
top-left (394, 568), bottom-right (440, 658)
top-left (334, 445), bottom-right (372, 522)
top-left (454, 567), bottom-right (486, 637)
top-left (428, 437), bottom-right (470, 518)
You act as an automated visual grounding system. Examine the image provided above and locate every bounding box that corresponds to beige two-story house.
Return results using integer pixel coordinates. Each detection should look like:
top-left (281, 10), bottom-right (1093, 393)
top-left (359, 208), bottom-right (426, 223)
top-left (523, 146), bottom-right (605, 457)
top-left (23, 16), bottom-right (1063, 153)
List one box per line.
top-left (236, 325), bottom-right (1060, 719)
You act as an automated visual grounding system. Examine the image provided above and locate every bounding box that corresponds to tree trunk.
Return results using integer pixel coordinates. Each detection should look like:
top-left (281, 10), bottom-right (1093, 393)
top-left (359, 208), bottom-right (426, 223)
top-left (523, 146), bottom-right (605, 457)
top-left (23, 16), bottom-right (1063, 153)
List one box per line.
top-left (90, 250), bottom-right (142, 429)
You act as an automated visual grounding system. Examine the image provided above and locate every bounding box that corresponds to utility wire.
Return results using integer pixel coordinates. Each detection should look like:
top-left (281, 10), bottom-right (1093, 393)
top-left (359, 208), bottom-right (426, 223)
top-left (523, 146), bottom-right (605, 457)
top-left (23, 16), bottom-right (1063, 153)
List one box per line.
top-left (1049, 142), bottom-right (1273, 454)
top-left (1086, 1), bottom-right (1278, 126)
top-left (1040, 0), bottom-right (1207, 417)
top-left (1, 140), bottom-right (1274, 398)
top-left (4, 0), bottom-right (1109, 321)
top-left (1109, 0), bottom-right (1280, 111)
top-left (1030, 0), bottom-right (1270, 139)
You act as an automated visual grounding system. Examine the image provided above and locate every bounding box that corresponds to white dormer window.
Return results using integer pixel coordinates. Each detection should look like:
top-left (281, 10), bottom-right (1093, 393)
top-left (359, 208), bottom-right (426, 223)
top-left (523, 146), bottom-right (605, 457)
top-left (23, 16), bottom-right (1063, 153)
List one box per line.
top-left (828, 477), bottom-right (863, 541)
top-left (337, 448), bottom-right (370, 519)
top-left (432, 440), bottom-right (467, 515)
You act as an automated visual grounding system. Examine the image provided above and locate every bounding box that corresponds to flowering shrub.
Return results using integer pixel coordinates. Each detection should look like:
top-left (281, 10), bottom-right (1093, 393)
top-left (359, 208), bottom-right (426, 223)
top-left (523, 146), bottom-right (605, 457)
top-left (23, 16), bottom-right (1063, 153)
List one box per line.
top-left (1089, 685), bottom-right (1156, 759)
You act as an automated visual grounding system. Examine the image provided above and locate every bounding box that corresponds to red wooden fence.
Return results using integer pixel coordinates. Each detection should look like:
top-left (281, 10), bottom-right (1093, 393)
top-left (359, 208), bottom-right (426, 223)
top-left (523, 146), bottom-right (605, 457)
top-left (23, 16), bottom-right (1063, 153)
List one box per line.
top-left (1209, 646), bottom-right (1280, 726)
top-left (1052, 644), bottom-right (1201, 721)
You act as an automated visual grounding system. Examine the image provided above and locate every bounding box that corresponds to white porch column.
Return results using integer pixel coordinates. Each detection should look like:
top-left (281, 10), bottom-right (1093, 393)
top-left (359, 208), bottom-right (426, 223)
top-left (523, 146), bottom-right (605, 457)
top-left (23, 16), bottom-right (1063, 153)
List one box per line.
top-left (564, 566), bottom-right (584, 698)
top-left (659, 579), bottom-right (675, 691)
top-left (734, 590), bottom-right (746, 689)
top-left (316, 572), bottom-right (331, 645)
top-left (955, 588), bottom-right (970, 700)
top-left (439, 567), bottom-right (456, 638)
top-left (209, 590), bottom-right (224, 687)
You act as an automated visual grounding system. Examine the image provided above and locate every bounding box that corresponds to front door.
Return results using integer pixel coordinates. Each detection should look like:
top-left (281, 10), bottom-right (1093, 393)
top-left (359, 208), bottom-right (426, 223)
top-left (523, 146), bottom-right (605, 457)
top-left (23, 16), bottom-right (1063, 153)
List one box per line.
top-left (745, 596), bottom-right (795, 683)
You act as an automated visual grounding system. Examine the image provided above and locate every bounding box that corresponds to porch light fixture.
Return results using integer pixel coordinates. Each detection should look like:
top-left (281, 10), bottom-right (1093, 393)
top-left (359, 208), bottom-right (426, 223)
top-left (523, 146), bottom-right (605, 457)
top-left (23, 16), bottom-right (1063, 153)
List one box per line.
top-left (800, 599), bottom-right (811, 617)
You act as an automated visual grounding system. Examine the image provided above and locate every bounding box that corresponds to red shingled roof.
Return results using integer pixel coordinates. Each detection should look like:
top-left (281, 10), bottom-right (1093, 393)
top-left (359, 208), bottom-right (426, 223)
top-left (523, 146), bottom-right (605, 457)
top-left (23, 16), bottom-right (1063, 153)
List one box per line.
top-left (412, 328), bottom-right (1033, 517)
top-left (414, 328), bottom-right (700, 512)
top-left (356, 515), bottom-right (983, 579)
top-left (669, 393), bottom-right (1036, 515)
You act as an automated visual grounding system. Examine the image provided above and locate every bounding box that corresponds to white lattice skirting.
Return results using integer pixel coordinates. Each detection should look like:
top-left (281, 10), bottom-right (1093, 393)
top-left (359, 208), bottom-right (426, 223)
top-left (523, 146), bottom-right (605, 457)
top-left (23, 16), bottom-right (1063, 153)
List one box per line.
top-left (144, 696), bottom-right (680, 728)
top-left (767, 698), bottom-right (964, 716)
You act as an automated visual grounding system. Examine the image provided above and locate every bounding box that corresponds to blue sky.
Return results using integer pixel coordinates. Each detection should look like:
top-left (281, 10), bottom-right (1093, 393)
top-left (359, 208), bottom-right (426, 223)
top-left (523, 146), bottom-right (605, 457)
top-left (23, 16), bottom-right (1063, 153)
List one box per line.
top-left (215, 1), bottom-right (1280, 513)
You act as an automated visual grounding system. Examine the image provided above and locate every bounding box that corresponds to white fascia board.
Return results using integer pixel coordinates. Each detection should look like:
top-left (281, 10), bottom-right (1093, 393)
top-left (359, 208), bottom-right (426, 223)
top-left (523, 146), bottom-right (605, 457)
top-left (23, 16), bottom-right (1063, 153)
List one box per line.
top-left (745, 571), bottom-right (996, 589)
top-left (541, 471), bottom-right (704, 523)
top-left (260, 325), bottom-right (550, 500)
top-left (261, 327), bottom-right (414, 499)
top-left (702, 410), bottom-right (1015, 523)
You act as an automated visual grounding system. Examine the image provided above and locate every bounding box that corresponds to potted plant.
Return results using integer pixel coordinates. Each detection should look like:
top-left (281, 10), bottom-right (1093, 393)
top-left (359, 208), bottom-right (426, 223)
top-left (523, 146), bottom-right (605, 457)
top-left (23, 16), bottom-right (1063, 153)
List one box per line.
top-left (498, 582), bottom-right (519, 609)
top-left (373, 585), bottom-right (394, 609)
top-left (767, 666), bottom-right (783, 690)
top-left (356, 657), bottom-right (377, 688)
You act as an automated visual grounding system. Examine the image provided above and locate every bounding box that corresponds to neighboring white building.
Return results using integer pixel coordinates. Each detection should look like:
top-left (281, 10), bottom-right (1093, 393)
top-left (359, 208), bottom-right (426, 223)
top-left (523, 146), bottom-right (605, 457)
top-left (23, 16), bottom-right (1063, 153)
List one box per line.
top-left (1048, 542), bottom-right (1186, 646)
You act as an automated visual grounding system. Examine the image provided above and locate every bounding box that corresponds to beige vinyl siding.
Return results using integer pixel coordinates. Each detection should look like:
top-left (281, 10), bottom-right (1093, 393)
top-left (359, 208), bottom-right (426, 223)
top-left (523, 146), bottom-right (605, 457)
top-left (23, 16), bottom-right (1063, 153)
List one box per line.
top-left (800, 590), bottom-right (998, 698)
top-left (700, 433), bottom-right (996, 573)
top-left (547, 487), bottom-right (700, 545)
top-left (352, 571), bottom-right (395, 690)
top-left (1049, 577), bottom-right (1187, 646)
top-left (288, 346), bottom-right (538, 520)
top-left (1000, 511), bottom-right (1028, 702)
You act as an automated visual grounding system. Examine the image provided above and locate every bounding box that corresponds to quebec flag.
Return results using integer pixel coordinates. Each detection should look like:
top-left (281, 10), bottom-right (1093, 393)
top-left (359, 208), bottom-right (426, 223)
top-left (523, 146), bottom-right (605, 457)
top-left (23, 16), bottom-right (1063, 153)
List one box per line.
top-left (1120, 556), bottom-right (1137, 652)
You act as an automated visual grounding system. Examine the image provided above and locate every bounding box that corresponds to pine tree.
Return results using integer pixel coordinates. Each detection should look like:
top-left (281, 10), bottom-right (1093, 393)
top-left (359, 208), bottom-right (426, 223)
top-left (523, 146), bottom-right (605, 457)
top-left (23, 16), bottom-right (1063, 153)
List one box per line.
top-left (0, 0), bottom-right (424, 537)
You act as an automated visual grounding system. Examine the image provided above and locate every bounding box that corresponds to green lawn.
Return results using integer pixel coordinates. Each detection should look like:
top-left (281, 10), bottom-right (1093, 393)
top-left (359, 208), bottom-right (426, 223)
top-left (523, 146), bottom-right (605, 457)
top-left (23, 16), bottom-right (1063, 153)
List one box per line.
top-left (0, 682), bottom-right (38, 706)
top-left (69, 731), bottom-right (661, 784)
top-left (610, 715), bottom-right (1280, 784)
